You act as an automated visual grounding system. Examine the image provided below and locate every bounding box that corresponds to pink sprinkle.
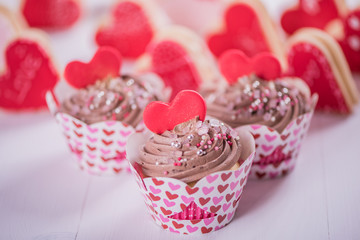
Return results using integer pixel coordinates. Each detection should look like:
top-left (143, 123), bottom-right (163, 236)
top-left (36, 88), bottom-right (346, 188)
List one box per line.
top-left (178, 157), bottom-right (182, 161)
top-left (223, 136), bottom-right (227, 140)
top-left (207, 140), bottom-right (212, 144)
top-left (196, 143), bottom-right (200, 147)
top-left (123, 112), bottom-right (129, 118)
top-left (185, 143), bottom-right (190, 147)
top-left (119, 96), bottom-right (123, 101)
top-left (211, 138), bottom-right (214, 142)
top-left (215, 146), bottom-right (219, 151)
top-left (112, 113), bottom-right (116, 120)
top-left (204, 145), bottom-right (208, 149)
top-left (164, 171), bottom-right (168, 175)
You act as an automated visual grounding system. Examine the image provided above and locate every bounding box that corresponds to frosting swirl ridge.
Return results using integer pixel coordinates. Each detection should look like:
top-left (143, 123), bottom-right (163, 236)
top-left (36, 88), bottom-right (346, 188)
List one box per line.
top-left (137, 118), bottom-right (242, 183)
top-left (61, 75), bottom-right (157, 127)
top-left (204, 75), bottom-right (311, 132)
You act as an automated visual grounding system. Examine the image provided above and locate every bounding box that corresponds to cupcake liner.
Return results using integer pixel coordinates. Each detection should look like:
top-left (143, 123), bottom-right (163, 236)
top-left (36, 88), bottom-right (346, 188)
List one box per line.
top-left (236, 95), bottom-right (318, 180)
top-left (127, 129), bottom-right (255, 234)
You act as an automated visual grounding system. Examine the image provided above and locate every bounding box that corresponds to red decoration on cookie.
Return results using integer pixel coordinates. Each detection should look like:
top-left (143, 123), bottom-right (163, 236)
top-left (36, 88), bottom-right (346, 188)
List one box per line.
top-left (95, 1), bottom-right (154, 59)
top-left (64, 47), bottom-right (122, 89)
top-left (338, 9), bottom-right (360, 72)
top-left (22, 0), bottom-right (80, 29)
top-left (0, 39), bottom-right (59, 110)
top-left (219, 49), bottom-right (281, 84)
top-left (151, 40), bottom-right (201, 101)
top-left (281, 0), bottom-right (343, 35)
top-left (287, 42), bottom-right (350, 113)
top-left (207, 4), bottom-right (272, 58)
top-left (143, 90), bottom-right (206, 134)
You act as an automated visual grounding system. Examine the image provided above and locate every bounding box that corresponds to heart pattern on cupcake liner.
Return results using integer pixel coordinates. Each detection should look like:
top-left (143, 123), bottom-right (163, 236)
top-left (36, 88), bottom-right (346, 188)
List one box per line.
top-left (129, 153), bottom-right (254, 234)
top-left (127, 130), bottom-right (255, 234)
top-left (54, 112), bottom-right (143, 175)
top-left (237, 100), bottom-right (316, 180)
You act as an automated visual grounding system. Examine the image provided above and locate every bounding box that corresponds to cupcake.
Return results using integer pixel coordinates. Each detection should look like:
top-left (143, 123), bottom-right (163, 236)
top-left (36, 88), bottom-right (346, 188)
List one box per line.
top-left (46, 47), bottom-right (166, 175)
top-left (127, 90), bottom-right (255, 234)
top-left (203, 50), bottom-right (317, 179)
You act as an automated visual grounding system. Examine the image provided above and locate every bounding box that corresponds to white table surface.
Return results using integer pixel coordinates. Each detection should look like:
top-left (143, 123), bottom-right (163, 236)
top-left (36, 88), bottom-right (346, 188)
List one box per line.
top-left (1, 0), bottom-right (360, 239)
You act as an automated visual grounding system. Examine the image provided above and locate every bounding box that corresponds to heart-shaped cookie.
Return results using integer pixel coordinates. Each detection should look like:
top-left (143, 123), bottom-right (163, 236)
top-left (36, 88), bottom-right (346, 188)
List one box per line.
top-left (0, 38), bottom-right (59, 110)
top-left (0, 6), bottom-right (24, 71)
top-left (218, 49), bottom-right (281, 84)
top-left (64, 46), bottom-right (122, 89)
top-left (136, 26), bottom-right (220, 101)
top-left (206, 0), bottom-right (285, 66)
top-left (21, 0), bottom-right (81, 29)
top-left (287, 29), bottom-right (358, 113)
top-left (95, 1), bottom-right (155, 59)
top-left (337, 8), bottom-right (360, 72)
top-left (281, 0), bottom-right (347, 35)
top-left (151, 40), bottom-right (201, 100)
top-left (143, 90), bottom-right (206, 134)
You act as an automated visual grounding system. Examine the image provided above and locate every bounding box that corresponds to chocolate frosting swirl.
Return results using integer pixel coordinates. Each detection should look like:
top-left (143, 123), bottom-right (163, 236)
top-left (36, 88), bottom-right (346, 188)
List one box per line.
top-left (137, 118), bottom-right (242, 183)
top-left (60, 75), bottom-right (157, 127)
top-left (203, 75), bottom-right (311, 133)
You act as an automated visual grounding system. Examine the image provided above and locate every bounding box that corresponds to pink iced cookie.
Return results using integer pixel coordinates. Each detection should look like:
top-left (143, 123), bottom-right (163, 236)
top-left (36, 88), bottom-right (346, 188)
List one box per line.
top-left (0, 35), bottom-right (59, 110)
top-left (21, 0), bottom-right (80, 29)
top-left (206, 0), bottom-right (285, 67)
top-left (281, 0), bottom-right (347, 35)
top-left (95, 0), bottom-right (168, 59)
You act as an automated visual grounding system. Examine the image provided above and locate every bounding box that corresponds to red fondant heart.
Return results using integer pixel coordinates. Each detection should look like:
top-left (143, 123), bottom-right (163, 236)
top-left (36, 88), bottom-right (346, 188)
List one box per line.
top-left (151, 40), bottom-right (201, 101)
top-left (207, 4), bottom-right (272, 58)
top-left (95, 1), bottom-right (153, 59)
top-left (22, 0), bottom-right (80, 29)
top-left (338, 9), bottom-right (360, 72)
top-left (219, 49), bottom-right (281, 84)
top-left (281, 0), bottom-right (342, 35)
top-left (64, 46), bottom-right (122, 89)
top-left (143, 90), bottom-right (206, 134)
top-left (287, 42), bottom-right (349, 113)
top-left (0, 39), bottom-right (58, 110)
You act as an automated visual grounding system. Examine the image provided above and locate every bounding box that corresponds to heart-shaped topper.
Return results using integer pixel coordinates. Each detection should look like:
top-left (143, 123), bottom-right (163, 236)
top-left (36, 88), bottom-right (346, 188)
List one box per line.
top-left (64, 46), bottom-right (122, 89)
top-left (143, 90), bottom-right (206, 134)
top-left (22, 0), bottom-right (81, 29)
top-left (281, 0), bottom-right (346, 35)
top-left (0, 38), bottom-right (59, 110)
top-left (218, 49), bottom-right (281, 85)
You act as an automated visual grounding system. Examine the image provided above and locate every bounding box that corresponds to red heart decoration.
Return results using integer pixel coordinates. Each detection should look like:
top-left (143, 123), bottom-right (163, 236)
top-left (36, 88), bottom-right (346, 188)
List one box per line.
top-left (95, 1), bottom-right (153, 59)
top-left (64, 46), bottom-right (122, 89)
top-left (207, 3), bottom-right (274, 58)
top-left (22, 0), bottom-right (80, 29)
top-left (151, 40), bottom-right (201, 101)
top-left (219, 49), bottom-right (281, 84)
top-left (337, 9), bottom-right (360, 72)
top-left (281, 0), bottom-right (343, 35)
top-left (0, 39), bottom-right (58, 110)
top-left (287, 41), bottom-right (350, 113)
top-left (143, 90), bottom-right (206, 134)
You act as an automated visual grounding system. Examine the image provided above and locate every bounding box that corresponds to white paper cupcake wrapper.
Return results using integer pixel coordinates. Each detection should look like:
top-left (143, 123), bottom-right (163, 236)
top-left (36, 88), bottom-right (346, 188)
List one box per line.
top-left (236, 95), bottom-right (317, 180)
top-left (127, 129), bottom-right (255, 234)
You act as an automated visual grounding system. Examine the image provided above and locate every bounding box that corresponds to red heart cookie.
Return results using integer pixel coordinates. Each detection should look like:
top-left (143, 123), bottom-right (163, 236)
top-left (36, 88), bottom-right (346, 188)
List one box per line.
top-left (218, 49), bottom-right (281, 84)
top-left (206, 2), bottom-right (284, 61)
top-left (95, 1), bottom-right (154, 59)
top-left (143, 90), bottom-right (206, 134)
top-left (281, 0), bottom-right (345, 35)
top-left (0, 38), bottom-right (59, 110)
top-left (64, 46), bottom-right (122, 89)
top-left (287, 29), bottom-right (358, 113)
top-left (338, 9), bottom-right (360, 72)
top-left (151, 40), bottom-right (201, 101)
top-left (22, 0), bottom-right (80, 29)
